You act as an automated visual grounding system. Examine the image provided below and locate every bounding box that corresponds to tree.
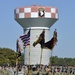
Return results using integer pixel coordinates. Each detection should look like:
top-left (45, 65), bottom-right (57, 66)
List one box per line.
top-left (0, 48), bottom-right (16, 66)
top-left (50, 56), bottom-right (75, 66)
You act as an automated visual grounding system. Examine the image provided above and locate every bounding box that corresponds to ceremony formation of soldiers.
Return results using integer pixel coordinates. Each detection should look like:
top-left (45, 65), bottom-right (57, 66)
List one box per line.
top-left (0, 65), bottom-right (75, 75)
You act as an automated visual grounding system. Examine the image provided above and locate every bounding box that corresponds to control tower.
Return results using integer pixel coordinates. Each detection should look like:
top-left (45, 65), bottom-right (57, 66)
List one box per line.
top-left (14, 5), bottom-right (58, 65)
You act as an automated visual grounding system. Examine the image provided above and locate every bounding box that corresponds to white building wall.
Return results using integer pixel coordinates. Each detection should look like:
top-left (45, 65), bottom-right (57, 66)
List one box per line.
top-left (24, 27), bottom-right (51, 65)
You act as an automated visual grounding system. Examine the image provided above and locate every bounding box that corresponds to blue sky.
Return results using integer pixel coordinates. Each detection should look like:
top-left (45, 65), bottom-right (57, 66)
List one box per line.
top-left (0, 0), bottom-right (75, 58)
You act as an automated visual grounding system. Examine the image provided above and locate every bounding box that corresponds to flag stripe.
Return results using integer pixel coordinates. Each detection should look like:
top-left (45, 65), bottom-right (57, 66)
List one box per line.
top-left (22, 38), bottom-right (30, 42)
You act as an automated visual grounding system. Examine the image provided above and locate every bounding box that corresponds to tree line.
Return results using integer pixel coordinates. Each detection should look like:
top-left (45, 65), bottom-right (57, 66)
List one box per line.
top-left (0, 48), bottom-right (75, 66)
top-left (51, 56), bottom-right (75, 66)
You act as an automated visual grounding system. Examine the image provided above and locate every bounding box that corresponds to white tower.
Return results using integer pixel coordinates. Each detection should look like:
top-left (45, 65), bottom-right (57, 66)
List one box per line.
top-left (14, 5), bottom-right (58, 65)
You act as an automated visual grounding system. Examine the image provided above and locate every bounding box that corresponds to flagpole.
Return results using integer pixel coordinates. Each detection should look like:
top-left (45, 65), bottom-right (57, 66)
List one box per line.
top-left (23, 29), bottom-right (26, 75)
top-left (28, 27), bottom-right (31, 75)
top-left (50, 50), bottom-right (53, 70)
top-left (16, 39), bottom-right (18, 75)
top-left (23, 47), bottom-right (26, 75)
top-left (16, 54), bottom-right (18, 75)
top-left (28, 45), bottom-right (30, 75)
top-left (40, 48), bottom-right (43, 67)
top-left (22, 28), bottom-right (30, 75)
top-left (28, 29), bottom-right (31, 75)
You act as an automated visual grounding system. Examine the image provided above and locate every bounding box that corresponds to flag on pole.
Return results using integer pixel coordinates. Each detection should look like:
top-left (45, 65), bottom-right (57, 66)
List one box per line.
top-left (43, 29), bottom-right (58, 50)
top-left (33, 29), bottom-right (58, 50)
top-left (16, 39), bottom-right (22, 58)
top-left (43, 37), bottom-right (55, 50)
top-left (20, 29), bottom-right (30, 47)
top-left (33, 30), bottom-right (45, 48)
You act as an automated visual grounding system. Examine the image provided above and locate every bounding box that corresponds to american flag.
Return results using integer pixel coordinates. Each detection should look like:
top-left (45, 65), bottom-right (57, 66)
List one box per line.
top-left (20, 30), bottom-right (30, 47)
